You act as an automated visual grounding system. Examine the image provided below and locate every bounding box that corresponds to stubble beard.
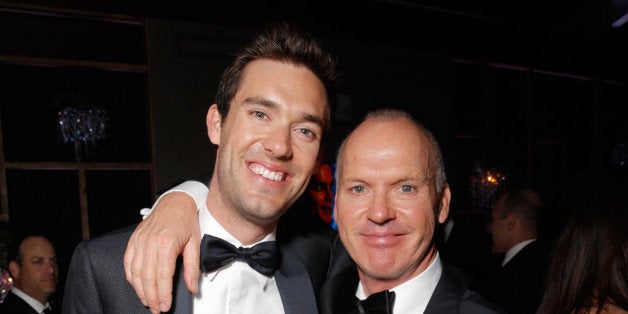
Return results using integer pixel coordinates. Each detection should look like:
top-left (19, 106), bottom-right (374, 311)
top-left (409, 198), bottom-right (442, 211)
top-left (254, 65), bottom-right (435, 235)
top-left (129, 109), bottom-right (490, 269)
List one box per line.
top-left (217, 162), bottom-right (291, 227)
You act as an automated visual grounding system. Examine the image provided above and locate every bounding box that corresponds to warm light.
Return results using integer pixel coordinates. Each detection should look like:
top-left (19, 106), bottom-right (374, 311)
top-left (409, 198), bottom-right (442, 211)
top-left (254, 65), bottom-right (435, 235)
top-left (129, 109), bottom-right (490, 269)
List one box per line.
top-left (487, 175), bottom-right (496, 184)
top-left (469, 160), bottom-right (509, 209)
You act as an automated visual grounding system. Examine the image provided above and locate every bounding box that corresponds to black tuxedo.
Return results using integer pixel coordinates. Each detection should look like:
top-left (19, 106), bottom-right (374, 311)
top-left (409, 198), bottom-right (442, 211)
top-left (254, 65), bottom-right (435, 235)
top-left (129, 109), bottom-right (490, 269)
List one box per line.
top-left (319, 247), bottom-right (506, 314)
top-left (488, 240), bottom-right (550, 314)
top-left (0, 291), bottom-right (59, 314)
top-left (62, 224), bottom-right (333, 313)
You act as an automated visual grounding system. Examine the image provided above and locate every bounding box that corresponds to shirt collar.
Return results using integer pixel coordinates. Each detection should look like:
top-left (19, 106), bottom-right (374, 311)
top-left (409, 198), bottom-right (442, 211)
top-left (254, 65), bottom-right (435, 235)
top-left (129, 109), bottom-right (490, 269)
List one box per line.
top-left (10, 287), bottom-right (50, 313)
top-left (355, 252), bottom-right (443, 313)
top-left (502, 238), bottom-right (536, 266)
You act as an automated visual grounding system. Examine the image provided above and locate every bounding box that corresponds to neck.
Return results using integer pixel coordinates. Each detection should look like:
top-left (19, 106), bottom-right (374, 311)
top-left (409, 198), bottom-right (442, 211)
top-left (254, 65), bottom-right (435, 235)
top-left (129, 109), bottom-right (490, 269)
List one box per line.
top-left (205, 183), bottom-right (277, 245)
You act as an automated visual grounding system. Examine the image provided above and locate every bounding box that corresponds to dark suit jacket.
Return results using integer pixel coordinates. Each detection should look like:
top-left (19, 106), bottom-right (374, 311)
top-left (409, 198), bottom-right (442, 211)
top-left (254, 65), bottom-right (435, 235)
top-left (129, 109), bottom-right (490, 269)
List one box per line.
top-left (0, 291), bottom-right (38, 314)
top-left (0, 290), bottom-right (59, 314)
top-left (62, 224), bottom-right (333, 314)
top-left (489, 240), bottom-right (550, 314)
top-left (319, 247), bottom-right (506, 314)
top-left (439, 215), bottom-right (501, 298)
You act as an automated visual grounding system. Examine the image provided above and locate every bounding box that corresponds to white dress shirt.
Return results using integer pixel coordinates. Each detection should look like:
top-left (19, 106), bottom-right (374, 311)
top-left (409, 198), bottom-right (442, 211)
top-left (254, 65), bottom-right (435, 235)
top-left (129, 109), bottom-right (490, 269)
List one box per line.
top-left (502, 239), bottom-right (536, 266)
top-left (355, 252), bottom-right (443, 313)
top-left (193, 197), bottom-right (284, 314)
top-left (10, 287), bottom-right (51, 314)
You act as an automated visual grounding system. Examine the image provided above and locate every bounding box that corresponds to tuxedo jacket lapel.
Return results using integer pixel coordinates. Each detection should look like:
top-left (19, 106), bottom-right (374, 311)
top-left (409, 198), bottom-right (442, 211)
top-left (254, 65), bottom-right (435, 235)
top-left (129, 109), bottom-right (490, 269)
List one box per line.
top-left (424, 266), bottom-right (464, 313)
top-left (275, 232), bottom-right (332, 314)
top-left (168, 246), bottom-right (318, 314)
top-left (321, 263), bottom-right (466, 314)
top-left (319, 266), bottom-right (360, 314)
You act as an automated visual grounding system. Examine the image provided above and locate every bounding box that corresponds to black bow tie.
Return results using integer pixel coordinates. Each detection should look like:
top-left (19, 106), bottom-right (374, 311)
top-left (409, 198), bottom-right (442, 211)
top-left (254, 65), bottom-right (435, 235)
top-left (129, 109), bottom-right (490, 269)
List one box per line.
top-left (200, 234), bottom-right (278, 276)
top-left (355, 290), bottom-right (396, 314)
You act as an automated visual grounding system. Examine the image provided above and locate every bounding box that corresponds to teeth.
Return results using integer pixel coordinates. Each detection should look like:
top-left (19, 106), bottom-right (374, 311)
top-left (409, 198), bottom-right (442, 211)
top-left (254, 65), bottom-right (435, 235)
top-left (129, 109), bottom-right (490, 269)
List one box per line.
top-left (249, 164), bottom-right (285, 181)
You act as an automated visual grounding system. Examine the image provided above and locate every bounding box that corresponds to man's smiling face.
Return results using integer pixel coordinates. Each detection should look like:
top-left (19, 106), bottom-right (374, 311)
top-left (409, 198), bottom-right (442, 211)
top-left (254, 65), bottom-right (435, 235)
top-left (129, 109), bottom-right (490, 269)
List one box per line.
top-left (208, 58), bottom-right (329, 226)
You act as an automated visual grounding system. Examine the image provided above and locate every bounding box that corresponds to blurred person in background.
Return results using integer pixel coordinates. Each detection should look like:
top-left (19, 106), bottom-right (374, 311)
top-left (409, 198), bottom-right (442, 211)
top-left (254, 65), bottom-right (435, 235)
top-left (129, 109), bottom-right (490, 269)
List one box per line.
top-left (0, 234), bottom-right (59, 314)
top-left (486, 188), bottom-right (549, 313)
top-left (307, 163), bottom-right (335, 226)
top-left (537, 168), bottom-right (628, 314)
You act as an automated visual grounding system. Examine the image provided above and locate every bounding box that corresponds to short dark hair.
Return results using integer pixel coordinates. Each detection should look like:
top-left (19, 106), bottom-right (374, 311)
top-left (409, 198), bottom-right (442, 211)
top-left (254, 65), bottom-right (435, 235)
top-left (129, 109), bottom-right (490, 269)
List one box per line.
top-left (6, 233), bottom-right (52, 266)
top-left (500, 188), bottom-right (543, 231)
top-left (214, 21), bottom-right (340, 136)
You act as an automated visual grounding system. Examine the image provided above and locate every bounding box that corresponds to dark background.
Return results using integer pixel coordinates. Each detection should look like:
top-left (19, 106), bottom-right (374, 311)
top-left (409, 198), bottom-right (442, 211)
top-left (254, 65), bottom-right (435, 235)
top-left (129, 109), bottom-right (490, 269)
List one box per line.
top-left (1, 0), bottom-right (627, 309)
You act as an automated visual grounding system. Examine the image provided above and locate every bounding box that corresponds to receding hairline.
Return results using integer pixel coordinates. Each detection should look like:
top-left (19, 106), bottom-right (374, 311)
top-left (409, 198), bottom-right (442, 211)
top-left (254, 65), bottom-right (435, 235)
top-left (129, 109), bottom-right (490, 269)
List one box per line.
top-left (336, 108), bottom-right (447, 194)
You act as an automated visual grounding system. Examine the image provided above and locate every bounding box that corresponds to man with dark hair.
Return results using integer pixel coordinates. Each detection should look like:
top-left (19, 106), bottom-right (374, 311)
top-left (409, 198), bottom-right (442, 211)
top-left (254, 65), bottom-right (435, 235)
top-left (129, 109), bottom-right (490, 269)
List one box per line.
top-left (63, 20), bottom-right (339, 314)
top-left (487, 188), bottom-right (550, 313)
top-left (0, 234), bottom-right (59, 314)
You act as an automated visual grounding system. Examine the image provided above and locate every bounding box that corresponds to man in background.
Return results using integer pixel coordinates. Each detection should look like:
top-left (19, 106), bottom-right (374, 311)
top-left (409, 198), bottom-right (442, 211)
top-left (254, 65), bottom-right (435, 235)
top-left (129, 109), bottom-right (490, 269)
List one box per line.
top-left (486, 188), bottom-right (549, 313)
top-left (0, 234), bottom-right (59, 314)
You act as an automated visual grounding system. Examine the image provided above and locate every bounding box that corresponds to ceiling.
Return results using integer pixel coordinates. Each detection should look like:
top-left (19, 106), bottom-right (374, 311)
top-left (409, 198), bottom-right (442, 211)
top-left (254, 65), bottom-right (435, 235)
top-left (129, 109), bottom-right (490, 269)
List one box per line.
top-left (158, 0), bottom-right (628, 81)
top-left (3, 0), bottom-right (628, 80)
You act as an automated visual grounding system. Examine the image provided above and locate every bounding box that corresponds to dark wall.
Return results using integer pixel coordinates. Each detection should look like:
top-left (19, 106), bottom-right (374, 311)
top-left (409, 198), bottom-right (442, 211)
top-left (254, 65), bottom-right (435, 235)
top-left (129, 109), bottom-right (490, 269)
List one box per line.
top-left (147, 19), bottom-right (457, 192)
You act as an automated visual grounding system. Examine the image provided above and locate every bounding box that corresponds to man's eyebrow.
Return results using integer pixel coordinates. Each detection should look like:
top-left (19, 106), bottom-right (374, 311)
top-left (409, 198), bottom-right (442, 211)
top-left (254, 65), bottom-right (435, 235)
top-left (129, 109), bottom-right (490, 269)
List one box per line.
top-left (244, 96), bottom-right (324, 127)
top-left (243, 96), bottom-right (276, 108)
top-left (302, 112), bottom-right (324, 128)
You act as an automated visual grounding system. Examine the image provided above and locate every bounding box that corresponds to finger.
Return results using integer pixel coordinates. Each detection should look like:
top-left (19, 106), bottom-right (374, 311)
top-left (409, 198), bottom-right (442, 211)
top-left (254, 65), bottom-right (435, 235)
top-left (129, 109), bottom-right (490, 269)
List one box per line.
top-left (155, 237), bottom-right (179, 312)
top-left (140, 226), bottom-right (162, 313)
top-left (125, 229), bottom-right (147, 306)
top-left (182, 233), bottom-right (201, 294)
top-left (123, 237), bottom-right (136, 288)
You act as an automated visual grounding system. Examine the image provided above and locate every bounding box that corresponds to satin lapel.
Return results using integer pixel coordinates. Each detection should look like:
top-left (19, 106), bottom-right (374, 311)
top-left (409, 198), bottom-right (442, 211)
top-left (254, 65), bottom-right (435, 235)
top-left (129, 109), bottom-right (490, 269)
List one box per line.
top-left (275, 240), bottom-right (319, 314)
top-left (424, 265), bottom-right (463, 313)
top-left (319, 267), bottom-right (360, 314)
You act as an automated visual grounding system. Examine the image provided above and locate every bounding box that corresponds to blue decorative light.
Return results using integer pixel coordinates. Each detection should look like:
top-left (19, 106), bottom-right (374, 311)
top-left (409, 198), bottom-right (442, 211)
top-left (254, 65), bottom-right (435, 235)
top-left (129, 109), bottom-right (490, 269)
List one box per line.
top-left (57, 107), bottom-right (108, 161)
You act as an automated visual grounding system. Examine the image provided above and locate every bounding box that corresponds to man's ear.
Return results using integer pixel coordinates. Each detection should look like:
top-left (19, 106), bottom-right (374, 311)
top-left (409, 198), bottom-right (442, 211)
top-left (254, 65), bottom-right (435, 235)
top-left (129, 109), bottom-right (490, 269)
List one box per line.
top-left (8, 260), bottom-right (20, 279)
top-left (437, 183), bottom-right (452, 224)
top-left (505, 212), bottom-right (517, 231)
top-left (207, 104), bottom-right (222, 145)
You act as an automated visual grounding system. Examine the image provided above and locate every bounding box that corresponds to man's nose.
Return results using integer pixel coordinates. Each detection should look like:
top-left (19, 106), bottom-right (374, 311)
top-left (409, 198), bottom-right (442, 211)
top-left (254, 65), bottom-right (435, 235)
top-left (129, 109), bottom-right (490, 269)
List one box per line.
top-left (262, 127), bottom-right (292, 159)
top-left (366, 191), bottom-right (396, 223)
